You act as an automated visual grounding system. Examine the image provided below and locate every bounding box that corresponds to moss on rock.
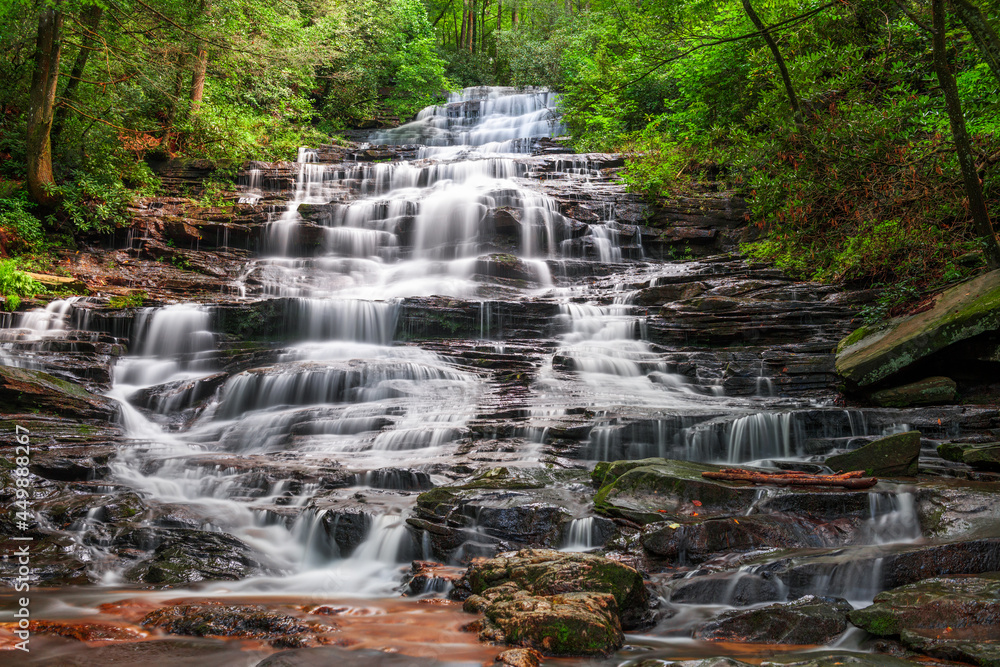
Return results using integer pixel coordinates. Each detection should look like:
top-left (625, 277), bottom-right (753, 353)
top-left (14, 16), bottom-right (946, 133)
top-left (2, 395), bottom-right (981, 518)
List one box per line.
top-left (824, 430), bottom-right (920, 476)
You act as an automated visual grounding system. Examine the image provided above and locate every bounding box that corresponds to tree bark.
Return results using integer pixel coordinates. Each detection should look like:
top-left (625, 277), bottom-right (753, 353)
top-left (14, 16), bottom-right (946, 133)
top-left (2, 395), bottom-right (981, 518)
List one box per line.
top-left (950, 0), bottom-right (1000, 85)
top-left (190, 0), bottom-right (210, 112)
top-left (27, 7), bottom-right (64, 207)
top-left (933, 0), bottom-right (1000, 268)
top-left (52, 5), bottom-right (103, 143)
top-left (741, 0), bottom-right (803, 128)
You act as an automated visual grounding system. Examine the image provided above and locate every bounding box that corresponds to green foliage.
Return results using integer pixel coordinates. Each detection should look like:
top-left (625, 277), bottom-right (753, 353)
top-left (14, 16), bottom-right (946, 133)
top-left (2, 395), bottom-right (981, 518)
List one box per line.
top-left (108, 290), bottom-right (147, 309)
top-left (858, 280), bottom-right (922, 326)
top-left (0, 258), bottom-right (44, 311)
top-left (0, 190), bottom-right (43, 250)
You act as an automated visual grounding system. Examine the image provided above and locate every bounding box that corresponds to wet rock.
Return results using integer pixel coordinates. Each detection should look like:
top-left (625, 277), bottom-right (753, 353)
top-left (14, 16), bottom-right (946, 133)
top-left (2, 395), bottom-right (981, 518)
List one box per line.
top-left (836, 268), bottom-right (1000, 387)
top-left (592, 458), bottom-right (759, 525)
top-left (475, 254), bottom-right (546, 284)
top-left (695, 595), bottom-right (852, 644)
top-left (29, 620), bottom-right (147, 642)
top-left (666, 572), bottom-right (783, 606)
top-left (456, 548), bottom-right (651, 631)
top-left (900, 627), bottom-right (1000, 667)
top-left (937, 441), bottom-right (1000, 471)
top-left (848, 573), bottom-right (1000, 636)
top-left (0, 365), bottom-right (119, 421)
top-left (478, 589), bottom-right (623, 656)
top-left (123, 529), bottom-right (263, 584)
top-left (762, 537), bottom-right (1000, 599)
top-left (824, 430), bottom-right (920, 476)
top-left (140, 603), bottom-right (331, 645)
top-left (410, 467), bottom-right (584, 561)
top-left (128, 372), bottom-right (228, 415)
top-left (403, 560), bottom-right (464, 596)
top-left (495, 647), bottom-right (543, 667)
top-left (760, 653), bottom-right (919, 666)
top-left (641, 514), bottom-right (855, 564)
top-left (870, 376), bottom-right (957, 407)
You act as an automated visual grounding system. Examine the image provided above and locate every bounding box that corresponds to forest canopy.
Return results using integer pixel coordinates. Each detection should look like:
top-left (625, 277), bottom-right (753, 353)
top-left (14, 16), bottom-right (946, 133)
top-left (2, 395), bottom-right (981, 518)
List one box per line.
top-left (1, 0), bottom-right (998, 297)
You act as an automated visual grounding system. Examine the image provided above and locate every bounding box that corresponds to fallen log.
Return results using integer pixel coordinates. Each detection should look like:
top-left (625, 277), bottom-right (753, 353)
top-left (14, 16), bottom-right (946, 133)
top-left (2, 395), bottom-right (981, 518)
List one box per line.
top-left (703, 469), bottom-right (878, 489)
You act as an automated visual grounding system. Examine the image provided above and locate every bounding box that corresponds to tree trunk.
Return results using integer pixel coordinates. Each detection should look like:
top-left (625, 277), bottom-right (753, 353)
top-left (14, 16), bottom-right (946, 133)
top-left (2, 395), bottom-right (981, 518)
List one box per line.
top-left (460, 1), bottom-right (468, 50)
top-left (933, 0), bottom-right (1000, 268)
top-left (469, 0), bottom-right (476, 52)
top-left (741, 0), bottom-right (803, 128)
top-left (950, 0), bottom-right (1000, 85)
top-left (190, 0), bottom-right (210, 112)
top-left (27, 7), bottom-right (63, 207)
top-left (52, 5), bottom-right (102, 143)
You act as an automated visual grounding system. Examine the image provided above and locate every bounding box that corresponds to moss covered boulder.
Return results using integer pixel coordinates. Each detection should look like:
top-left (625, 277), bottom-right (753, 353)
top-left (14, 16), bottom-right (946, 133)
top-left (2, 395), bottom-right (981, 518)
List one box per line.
top-left (836, 269), bottom-right (1000, 387)
top-left (848, 573), bottom-right (1000, 637)
top-left (123, 529), bottom-right (263, 585)
top-left (824, 431), bottom-right (920, 476)
top-left (592, 458), bottom-right (759, 524)
top-left (695, 595), bottom-right (853, 644)
top-left (473, 588), bottom-right (624, 656)
top-left (458, 548), bottom-right (650, 630)
top-left (870, 376), bottom-right (957, 407)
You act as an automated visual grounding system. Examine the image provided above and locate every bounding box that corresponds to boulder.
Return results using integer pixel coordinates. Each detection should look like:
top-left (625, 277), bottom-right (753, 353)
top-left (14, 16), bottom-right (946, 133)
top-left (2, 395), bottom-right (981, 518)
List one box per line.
top-left (824, 430), bottom-right (920, 476)
top-left (140, 603), bottom-right (333, 648)
top-left (870, 376), bottom-right (957, 407)
top-left (495, 648), bottom-right (543, 667)
top-left (900, 627), bottom-right (1000, 667)
top-left (456, 548), bottom-right (651, 631)
top-left (476, 589), bottom-right (623, 656)
top-left (836, 269), bottom-right (1000, 387)
top-left (695, 595), bottom-right (853, 644)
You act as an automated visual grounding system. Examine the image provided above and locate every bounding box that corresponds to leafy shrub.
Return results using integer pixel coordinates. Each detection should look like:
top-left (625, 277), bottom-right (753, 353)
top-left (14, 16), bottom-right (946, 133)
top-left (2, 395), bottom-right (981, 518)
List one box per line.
top-left (0, 259), bottom-right (44, 311)
top-left (0, 192), bottom-right (43, 251)
top-left (108, 290), bottom-right (147, 309)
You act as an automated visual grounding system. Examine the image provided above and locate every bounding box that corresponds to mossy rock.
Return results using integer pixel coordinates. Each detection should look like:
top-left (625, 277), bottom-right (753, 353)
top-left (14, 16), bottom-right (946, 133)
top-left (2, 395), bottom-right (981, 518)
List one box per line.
top-left (836, 269), bottom-right (1000, 387)
top-left (592, 459), bottom-right (758, 524)
top-left (824, 430), bottom-right (920, 477)
top-left (0, 366), bottom-right (119, 421)
top-left (962, 444), bottom-right (1000, 472)
top-left (901, 627), bottom-right (1000, 666)
top-left (870, 376), bottom-right (957, 408)
top-left (848, 573), bottom-right (1000, 637)
top-left (459, 548), bottom-right (650, 631)
top-left (480, 590), bottom-right (624, 656)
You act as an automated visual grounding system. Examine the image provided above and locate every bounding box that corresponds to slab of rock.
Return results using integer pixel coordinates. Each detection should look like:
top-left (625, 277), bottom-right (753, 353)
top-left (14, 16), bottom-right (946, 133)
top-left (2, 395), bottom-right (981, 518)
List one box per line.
top-left (901, 627), bottom-right (1000, 667)
top-left (140, 603), bottom-right (333, 648)
top-left (0, 365), bottom-right (119, 421)
top-left (870, 376), bottom-right (957, 407)
top-left (592, 458), bottom-right (760, 524)
top-left (848, 573), bottom-right (1000, 636)
top-left (938, 442), bottom-right (1000, 471)
top-left (123, 529), bottom-right (263, 584)
top-left (824, 430), bottom-right (920, 476)
top-left (836, 269), bottom-right (1000, 387)
top-left (695, 595), bottom-right (852, 644)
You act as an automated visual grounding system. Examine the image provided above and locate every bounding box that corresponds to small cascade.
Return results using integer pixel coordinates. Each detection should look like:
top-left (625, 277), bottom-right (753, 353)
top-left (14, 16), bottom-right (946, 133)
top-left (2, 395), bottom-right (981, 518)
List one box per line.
top-left (115, 304), bottom-right (215, 387)
top-left (561, 517), bottom-right (598, 551)
top-left (864, 491), bottom-right (922, 544)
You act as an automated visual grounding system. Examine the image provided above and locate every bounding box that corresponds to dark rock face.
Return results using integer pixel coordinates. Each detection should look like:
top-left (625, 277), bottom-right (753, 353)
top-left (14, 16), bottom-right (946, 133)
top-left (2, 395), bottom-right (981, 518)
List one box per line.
top-left (455, 548), bottom-right (651, 632)
top-left (870, 376), bottom-right (957, 407)
top-left (695, 595), bottom-right (853, 645)
top-left (824, 430), bottom-right (921, 476)
top-left (123, 529), bottom-right (264, 584)
top-left (938, 441), bottom-right (1000, 471)
top-left (139, 603), bottom-right (334, 649)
